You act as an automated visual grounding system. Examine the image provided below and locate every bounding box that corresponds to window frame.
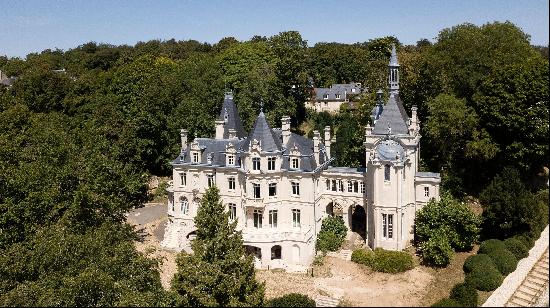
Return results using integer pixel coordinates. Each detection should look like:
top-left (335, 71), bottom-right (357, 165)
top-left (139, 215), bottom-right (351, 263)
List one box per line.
top-left (269, 210), bottom-right (278, 228)
top-left (267, 157), bottom-right (276, 171)
top-left (252, 157), bottom-right (261, 171)
top-left (291, 157), bottom-right (299, 169)
top-left (253, 209), bottom-right (263, 228)
top-left (180, 172), bottom-right (187, 186)
top-left (180, 198), bottom-right (189, 215)
top-left (192, 152), bottom-right (200, 163)
top-left (252, 183), bottom-right (261, 199)
top-left (228, 203), bottom-right (237, 221)
top-left (207, 174), bottom-right (214, 188)
top-left (227, 154), bottom-right (235, 166)
top-left (268, 183), bottom-right (277, 197)
top-left (384, 164), bottom-right (391, 182)
top-left (292, 209), bottom-right (301, 228)
top-left (291, 181), bottom-right (300, 196)
top-left (424, 186), bottom-right (430, 197)
top-left (228, 177), bottom-right (236, 190)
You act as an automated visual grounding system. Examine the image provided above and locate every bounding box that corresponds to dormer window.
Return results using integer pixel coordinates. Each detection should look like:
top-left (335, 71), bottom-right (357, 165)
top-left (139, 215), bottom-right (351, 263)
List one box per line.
top-left (323, 94), bottom-right (329, 99)
top-left (352, 88), bottom-right (356, 93)
top-left (291, 158), bottom-right (299, 169)
top-left (227, 154), bottom-right (235, 166)
top-left (252, 157), bottom-right (261, 170)
top-left (192, 152), bottom-right (199, 163)
top-left (335, 94), bottom-right (340, 99)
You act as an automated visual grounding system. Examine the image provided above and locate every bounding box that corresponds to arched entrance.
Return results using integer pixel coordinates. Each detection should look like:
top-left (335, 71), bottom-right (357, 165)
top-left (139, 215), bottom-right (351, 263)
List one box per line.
top-left (245, 245), bottom-right (262, 260)
top-left (271, 245), bottom-right (282, 260)
top-left (326, 202), bottom-right (334, 216)
top-left (350, 204), bottom-right (366, 239)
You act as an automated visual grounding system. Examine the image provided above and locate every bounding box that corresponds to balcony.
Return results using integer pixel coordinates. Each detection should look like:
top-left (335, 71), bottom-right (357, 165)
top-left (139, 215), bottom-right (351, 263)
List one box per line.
top-left (244, 197), bottom-right (264, 208)
top-left (242, 226), bottom-right (312, 243)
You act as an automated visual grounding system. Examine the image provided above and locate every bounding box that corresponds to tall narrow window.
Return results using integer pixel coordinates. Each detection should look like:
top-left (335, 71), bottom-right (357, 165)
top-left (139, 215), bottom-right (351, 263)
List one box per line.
top-left (291, 182), bottom-right (300, 196)
top-left (207, 175), bottom-right (214, 187)
top-left (338, 180), bottom-right (343, 192)
top-left (382, 214), bottom-right (388, 238)
top-left (252, 157), bottom-right (260, 170)
top-left (228, 203), bottom-right (236, 221)
top-left (331, 179), bottom-right (337, 191)
top-left (424, 186), bottom-right (430, 197)
top-left (253, 183), bottom-right (261, 199)
top-left (388, 214), bottom-right (394, 239)
top-left (269, 183), bottom-right (277, 197)
top-left (180, 197), bottom-right (189, 215)
top-left (384, 164), bottom-right (391, 181)
top-left (268, 157), bottom-right (276, 170)
top-left (227, 154), bottom-right (235, 166)
top-left (180, 172), bottom-right (187, 186)
top-left (228, 177), bottom-right (235, 190)
top-left (360, 181), bottom-right (365, 194)
top-left (269, 210), bottom-right (278, 228)
top-left (353, 181), bottom-right (359, 193)
top-left (192, 152), bottom-right (199, 163)
top-left (292, 209), bottom-right (301, 228)
top-left (347, 181), bottom-right (353, 192)
top-left (253, 209), bottom-right (263, 228)
top-left (291, 158), bottom-right (299, 169)
top-left (326, 179), bottom-right (330, 191)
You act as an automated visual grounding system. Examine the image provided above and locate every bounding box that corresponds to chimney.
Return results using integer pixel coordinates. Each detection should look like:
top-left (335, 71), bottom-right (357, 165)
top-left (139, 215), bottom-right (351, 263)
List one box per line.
top-left (409, 105), bottom-right (419, 135)
top-left (281, 116), bottom-right (291, 145)
top-left (324, 126), bottom-right (331, 159)
top-left (215, 119), bottom-right (225, 139)
top-left (228, 128), bottom-right (237, 139)
top-left (365, 123), bottom-right (373, 138)
top-left (313, 130), bottom-right (321, 164)
top-left (180, 129), bottom-right (188, 150)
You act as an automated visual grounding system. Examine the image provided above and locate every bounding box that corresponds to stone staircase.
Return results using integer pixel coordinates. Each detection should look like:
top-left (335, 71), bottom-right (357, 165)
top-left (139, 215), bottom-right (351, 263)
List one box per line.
top-left (315, 295), bottom-right (340, 307)
top-left (326, 249), bottom-right (352, 261)
top-left (506, 249), bottom-right (549, 307)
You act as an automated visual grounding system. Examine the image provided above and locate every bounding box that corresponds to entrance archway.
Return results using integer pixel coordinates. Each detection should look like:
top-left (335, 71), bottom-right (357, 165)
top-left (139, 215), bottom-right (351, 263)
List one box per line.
top-left (245, 245), bottom-right (262, 260)
top-left (326, 202), bottom-right (334, 216)
top-left (271, 245), bottom-right (282, 260)
top-left (350, 204), bottom-right (366, 239)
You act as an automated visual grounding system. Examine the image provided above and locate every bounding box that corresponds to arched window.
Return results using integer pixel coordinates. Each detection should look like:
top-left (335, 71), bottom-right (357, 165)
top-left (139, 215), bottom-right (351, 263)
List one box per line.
top-left (384, 164), bottom-right (391, 182)
top-left (180, 197), bottom-right (189, 215)
top-left (271, 245), bottom-right (282, 260)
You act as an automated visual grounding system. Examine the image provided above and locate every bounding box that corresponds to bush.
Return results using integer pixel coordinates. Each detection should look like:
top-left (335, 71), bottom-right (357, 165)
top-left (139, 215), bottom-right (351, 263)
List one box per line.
top-left (450, 282), bottom-right (478, 307)
top-left (415, 193), bottom-right (480, 251)
top-left (487, 249), bottom-right (518, 275)
top-left (421, 231), bottom-right (454, 266)
top-left (465, 266), bottom-right (503, 291)
top-left (351, 249), bottom-right (374, 266)
top-left (370, 248), bottom-right (414, 273)
top-left (266, 293), bottom-right (315, 307)
top-left (513, 234), bottom-right (535, 249)
top-left (504, 238), bottom-right (529, 260)
top-left (478, 239), bottom-right (506, 255)
top-left (463, 254), bottom-right (494, 273)
top-left (315, 216), bottom-right (347, 252)
top-left (431, 298), bottom-right (463, 307)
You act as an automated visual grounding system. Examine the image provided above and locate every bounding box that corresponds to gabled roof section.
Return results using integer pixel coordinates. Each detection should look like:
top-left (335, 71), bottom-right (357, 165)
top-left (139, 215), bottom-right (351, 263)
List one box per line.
top-left (373, 94), bottom-right (410, 135)
top-left (245, 111), bottom-right (282, 152)
top-left (217, 91), bottom-right (246, 139)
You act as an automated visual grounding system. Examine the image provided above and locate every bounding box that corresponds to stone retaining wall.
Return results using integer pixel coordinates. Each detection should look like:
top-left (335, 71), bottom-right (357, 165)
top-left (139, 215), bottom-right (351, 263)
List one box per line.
top-left (482, 225), bottom-right (549, 307)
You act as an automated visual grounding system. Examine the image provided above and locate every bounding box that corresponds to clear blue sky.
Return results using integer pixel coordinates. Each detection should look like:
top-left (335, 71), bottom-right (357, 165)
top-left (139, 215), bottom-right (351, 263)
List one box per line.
top-left (1, 0), bottom-right (548, 58)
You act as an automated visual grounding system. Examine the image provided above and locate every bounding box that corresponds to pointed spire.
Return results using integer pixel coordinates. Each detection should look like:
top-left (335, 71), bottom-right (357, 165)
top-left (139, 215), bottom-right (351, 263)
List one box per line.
top-left (389, 44), bottom-right (399, 67)
top-left (388, 44), bottom-right (400, 94)
top-left (246, 110), bottom-right (282, 152)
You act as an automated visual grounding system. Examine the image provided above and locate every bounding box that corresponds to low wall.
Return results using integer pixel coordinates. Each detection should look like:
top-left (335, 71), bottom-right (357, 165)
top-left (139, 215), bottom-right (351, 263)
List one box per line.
top-left (482, 225), bottom-right (549, 307)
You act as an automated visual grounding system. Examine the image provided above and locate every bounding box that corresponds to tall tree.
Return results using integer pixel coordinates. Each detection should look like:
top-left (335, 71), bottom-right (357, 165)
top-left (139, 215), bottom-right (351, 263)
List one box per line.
top-left (171, 186), bottom-right (265, 307)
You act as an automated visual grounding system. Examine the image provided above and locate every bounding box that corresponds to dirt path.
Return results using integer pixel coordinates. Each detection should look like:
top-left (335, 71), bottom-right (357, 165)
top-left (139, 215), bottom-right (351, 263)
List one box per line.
top-left (257, 256), bottom-right (433, 307)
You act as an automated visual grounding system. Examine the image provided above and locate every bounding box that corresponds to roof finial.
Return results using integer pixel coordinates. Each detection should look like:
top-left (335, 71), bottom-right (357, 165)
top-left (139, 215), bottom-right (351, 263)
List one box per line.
top-left (389, 44), bottom-right (399, 66)
top-left (260, 99), bottom-right (264, 113)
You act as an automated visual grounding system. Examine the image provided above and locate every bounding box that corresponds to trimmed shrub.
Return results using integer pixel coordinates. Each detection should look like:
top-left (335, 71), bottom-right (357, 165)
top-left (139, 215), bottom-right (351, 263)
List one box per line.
top-left (463, 254), bottom-right (494, 273)
top-left (421, 230), bottom-right (454, 266)
top-left (504, 238), bottom-right (529, 260)
top-left (513, 234), bottom-right (535, 249)
top-left (370, 248), bottom-right (414, 273)
top-left (320, 216), bottom-right (347, 239)
top-left (487, 249), bottom-right (518, 275)
top-left (450, 282), bottom-right (478, 307)
top-left (266, 293), bottom-right (315, 307)
top-left (465, 266), bottom-right (503, 291)
top-left (316, 231), bottom-right (343, 252)
top-left (351, 249), bottom-right (374, 266)
top-left (478, 239), bottom-right (506, 255)
top-left (431, 298), bottom-right (463, 307)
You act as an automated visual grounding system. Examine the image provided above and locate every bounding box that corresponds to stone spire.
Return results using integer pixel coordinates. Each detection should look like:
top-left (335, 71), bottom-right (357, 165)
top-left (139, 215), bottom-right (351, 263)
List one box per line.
top-left (388, 44), bottom-right (400, 95)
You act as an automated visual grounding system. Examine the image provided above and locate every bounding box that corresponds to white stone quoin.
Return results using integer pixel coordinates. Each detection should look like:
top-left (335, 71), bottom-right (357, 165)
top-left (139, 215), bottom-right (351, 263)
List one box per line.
top-left (161, 45), bottom-right (441, 270)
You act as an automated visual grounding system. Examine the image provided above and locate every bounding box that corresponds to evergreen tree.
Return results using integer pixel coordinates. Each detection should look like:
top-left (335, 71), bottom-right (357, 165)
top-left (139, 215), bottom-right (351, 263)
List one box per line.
top-left (171, 186), bottom-right (265, 307)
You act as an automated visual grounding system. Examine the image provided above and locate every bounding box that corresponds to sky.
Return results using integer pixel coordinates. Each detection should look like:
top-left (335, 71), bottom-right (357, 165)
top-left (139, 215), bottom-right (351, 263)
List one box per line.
top-left (1, 0), bottom-right (548, 58)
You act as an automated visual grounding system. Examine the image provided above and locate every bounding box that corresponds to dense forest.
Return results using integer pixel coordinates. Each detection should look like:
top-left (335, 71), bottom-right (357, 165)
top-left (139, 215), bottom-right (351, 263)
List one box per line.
top-left (0, 21), bottom-right (548, 306)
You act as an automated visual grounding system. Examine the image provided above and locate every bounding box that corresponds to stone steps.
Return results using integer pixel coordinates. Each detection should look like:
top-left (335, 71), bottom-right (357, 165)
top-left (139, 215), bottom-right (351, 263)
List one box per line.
top-left (326, 249), bottom-right (352, 261)
top-left (505, 248), bottom-right (549, 307)
top-left (315, 295), bottom-right (340, 307)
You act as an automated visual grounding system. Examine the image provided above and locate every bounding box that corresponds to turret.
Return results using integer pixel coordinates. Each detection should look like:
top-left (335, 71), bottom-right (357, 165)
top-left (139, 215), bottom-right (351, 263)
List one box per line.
top-left (388, 44), bottom-right (400, 95)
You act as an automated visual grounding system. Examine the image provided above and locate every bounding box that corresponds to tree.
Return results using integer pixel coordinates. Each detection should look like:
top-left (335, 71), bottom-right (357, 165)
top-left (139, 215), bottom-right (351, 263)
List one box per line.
top-left (316, 216), bottom-right (347, 252)
top-left (480, 167), bottom-right (541, 239)
top-left (171, 186), bottom-right (265, 306)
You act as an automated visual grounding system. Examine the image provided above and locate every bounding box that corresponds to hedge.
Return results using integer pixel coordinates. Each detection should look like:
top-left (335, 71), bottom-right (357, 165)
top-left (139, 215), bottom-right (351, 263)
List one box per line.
top-left (465, 266), bottom-right (503, 291)
top-left (487, 249), bottom-right (518, 275)
top-left (431, 298), bottom-right (463, 307)
top-left (266, 293), bottom-right (315, 307)
top-left (370, 248), bottom-right (414, 273)
top-left (463, 254), bottom-right (495, 273)
top-left (450, 282), bottom-right (478, 307)
top-left (504, 238), bottom-right (529, 260)
top-left (351, 249), bottom-right (374, 266)
top-left (478, 239), bottom-right (506, 255)
top-left (512, 234), bottom-right (535, 250)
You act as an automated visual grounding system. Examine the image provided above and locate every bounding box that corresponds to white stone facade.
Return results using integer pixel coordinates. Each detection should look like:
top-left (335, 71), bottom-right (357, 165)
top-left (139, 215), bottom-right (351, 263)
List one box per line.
top-left (162, 45), bottom-right (440, 270)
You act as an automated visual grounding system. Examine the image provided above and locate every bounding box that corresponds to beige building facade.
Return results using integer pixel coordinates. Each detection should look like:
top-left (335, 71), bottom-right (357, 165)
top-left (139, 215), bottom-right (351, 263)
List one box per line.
top-left (162, 45), bottom-right (440, 270)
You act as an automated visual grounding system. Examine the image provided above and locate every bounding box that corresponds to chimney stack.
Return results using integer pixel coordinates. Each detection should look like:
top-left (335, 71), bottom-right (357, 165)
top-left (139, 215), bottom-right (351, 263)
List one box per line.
top-left (281, 116), bottom-right (291, 145)
top-left (409, 105), bottom-right (419, 135)
top-left (180, 129), bottom-right (188, 150)
top-left (228, 128), bottom-right (237, 139)
top-left (324, 126), bottom-right (331, 159)
top-left (313, 130), bottom-right (321, 164)
top-left (215, 119), bottom-right (225, 139)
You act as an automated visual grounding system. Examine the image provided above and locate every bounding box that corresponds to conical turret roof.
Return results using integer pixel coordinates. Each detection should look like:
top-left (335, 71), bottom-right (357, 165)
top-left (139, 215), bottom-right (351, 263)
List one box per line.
top-left (245, 111), bottom-right (282, 152)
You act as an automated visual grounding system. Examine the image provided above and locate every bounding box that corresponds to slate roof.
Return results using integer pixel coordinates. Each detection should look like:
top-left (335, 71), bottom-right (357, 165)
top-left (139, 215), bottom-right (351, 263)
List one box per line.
top-left (314, 82), bottom-right (362, 101)
top-left (242, 111), bottom-right (283, 152)
top-left (275, 130), bottom-right (328, 172)
top-left (415, 172), bottom-right (441, 179)
top-left (217, 92), bottom-right (246, 139)
top-left (372, 94), bottom-right (410, 135)
top-left (174, 138), bottom-right (249, 167)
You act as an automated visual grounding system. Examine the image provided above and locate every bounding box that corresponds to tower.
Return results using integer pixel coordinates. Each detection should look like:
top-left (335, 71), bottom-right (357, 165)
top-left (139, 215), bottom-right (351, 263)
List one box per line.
top-left (388, 44), bottom-right (399, 95)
